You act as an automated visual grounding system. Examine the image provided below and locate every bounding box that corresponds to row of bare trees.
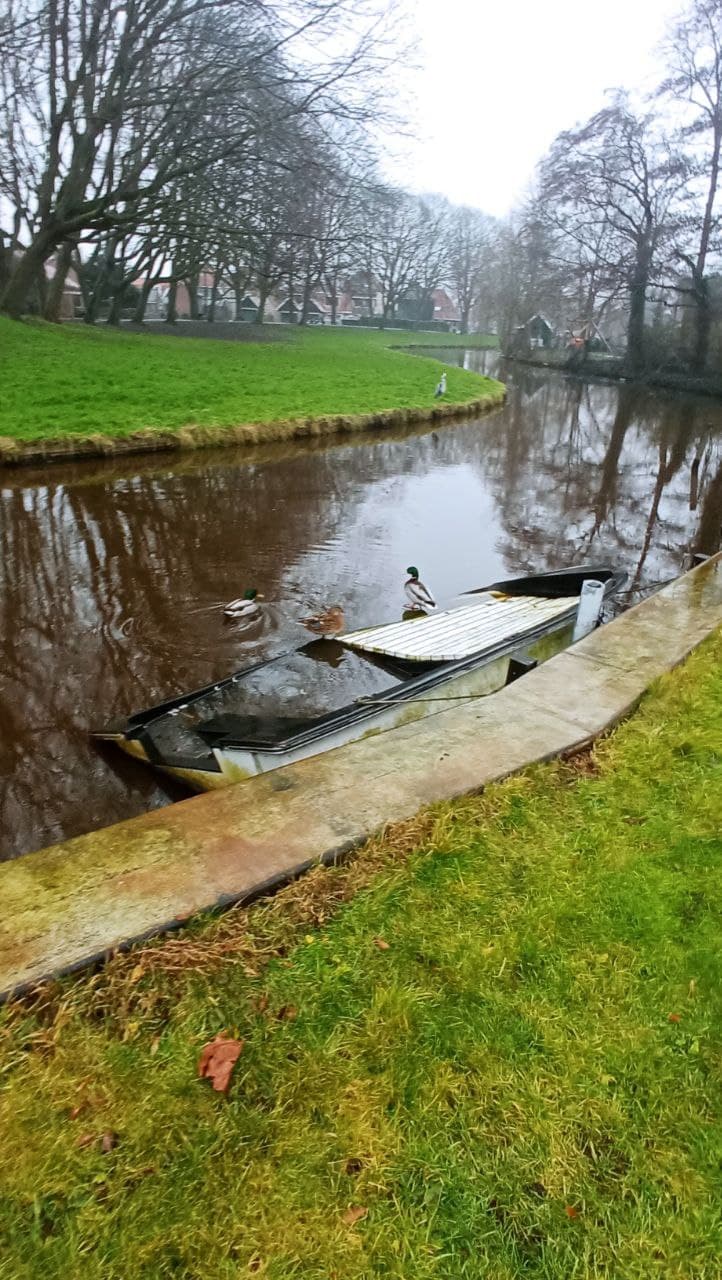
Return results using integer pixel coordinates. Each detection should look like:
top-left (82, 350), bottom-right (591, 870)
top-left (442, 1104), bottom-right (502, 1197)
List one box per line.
top-left (0, 0), bottom-right (501, 331)
top-left (0, 0), bottom-right (410, 319)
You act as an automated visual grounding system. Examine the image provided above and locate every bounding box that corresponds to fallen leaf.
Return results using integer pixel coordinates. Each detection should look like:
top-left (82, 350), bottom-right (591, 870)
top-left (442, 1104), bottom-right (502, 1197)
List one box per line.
top-left (76, 1133), bottom-right (95, 1149)
top-left (149, 1036), bottom-right (161, 1056)
top-left (565, 1205), bottom-right (579, 1219)
top-left (668, 1013), bottom-right (681, 1024)
top-left (276, 1005), bottom-right (298, 1022)
top-left (373, 938), bottom-right (390, 951)
top-left (129, 964), bottom-right (145, 984)
top-left (344, 1157), bottom-right (364, 1176)
top-left (69, 1104), bottom-right (83, 1121)
top-left (341, 1205), bottom-right (368, 1226)
top-left (101, 1131), bottom-right (119, 1154)
top-left (256, 993), bottom-right (269, 1014)
top-left (197, 1035), bottom-right (244, 1094)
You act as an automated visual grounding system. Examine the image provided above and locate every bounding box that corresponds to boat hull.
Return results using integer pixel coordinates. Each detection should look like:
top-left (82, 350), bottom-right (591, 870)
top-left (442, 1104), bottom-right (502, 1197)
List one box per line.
top-left (112, 623), bottom-right (573, 791)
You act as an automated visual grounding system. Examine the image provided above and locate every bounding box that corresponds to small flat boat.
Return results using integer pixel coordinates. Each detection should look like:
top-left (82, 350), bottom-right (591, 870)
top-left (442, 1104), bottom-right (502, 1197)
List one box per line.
top-left (94, 566), bottom-right (625, 792)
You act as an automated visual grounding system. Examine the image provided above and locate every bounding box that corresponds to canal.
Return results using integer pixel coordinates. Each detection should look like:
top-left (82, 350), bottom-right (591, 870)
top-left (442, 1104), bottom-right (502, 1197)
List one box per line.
top-left (1, 354), bottom-right (721, 859)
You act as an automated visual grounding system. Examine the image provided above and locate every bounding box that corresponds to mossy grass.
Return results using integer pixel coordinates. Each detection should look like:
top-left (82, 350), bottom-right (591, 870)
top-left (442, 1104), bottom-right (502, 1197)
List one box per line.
top-left (1, 629), bottom-right (721, 1278)
top-left (0, 318), bottom-right (500, 445)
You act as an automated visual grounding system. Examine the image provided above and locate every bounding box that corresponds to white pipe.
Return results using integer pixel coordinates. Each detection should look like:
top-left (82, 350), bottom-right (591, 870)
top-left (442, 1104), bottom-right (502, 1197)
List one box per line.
top-left (572, 579), bottom-right (605, 642)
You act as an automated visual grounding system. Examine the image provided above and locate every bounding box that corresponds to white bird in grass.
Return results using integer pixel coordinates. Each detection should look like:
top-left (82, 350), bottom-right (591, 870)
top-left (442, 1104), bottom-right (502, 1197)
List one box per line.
top-left (434, 371), bottom-right (447, 398)
top-left (224, 588), bottom-right (263, 619)
top-left (404, 566), bottom-right (436, 613)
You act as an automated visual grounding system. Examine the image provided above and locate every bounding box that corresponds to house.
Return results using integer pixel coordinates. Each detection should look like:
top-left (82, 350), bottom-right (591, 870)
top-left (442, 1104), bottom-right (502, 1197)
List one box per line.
top-left (276, 291), bottom-right (333, 324)
top-left (431, 288), bottom-right (461, 327)
top-left (523, 313), bottom-right (556, 348)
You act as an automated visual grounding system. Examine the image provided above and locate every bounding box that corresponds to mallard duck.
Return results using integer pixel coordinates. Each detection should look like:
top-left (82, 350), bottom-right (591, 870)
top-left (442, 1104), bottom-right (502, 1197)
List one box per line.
top-left (404, 566), bottom-right (435, 613)
top-left (224, 588), bottom-right (263, 619)
top-left (301, 604), bottom-right (346, 638)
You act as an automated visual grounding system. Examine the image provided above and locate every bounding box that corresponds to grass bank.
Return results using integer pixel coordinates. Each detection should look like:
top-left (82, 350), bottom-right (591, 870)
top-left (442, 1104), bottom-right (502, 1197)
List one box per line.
top-left (0, 320), bottom-right (502, 460)
top-left (1, 629), bottom-right (721, 1278)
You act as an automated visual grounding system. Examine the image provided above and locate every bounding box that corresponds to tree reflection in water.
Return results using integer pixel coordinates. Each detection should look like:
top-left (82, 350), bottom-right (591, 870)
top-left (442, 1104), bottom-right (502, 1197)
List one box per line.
top-left (1, 363), bottom-right (720, 859)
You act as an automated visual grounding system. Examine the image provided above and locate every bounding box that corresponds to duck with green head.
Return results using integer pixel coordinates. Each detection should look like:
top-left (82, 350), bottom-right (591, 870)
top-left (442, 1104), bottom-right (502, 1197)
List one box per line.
top-left (224, 588), bottom-right (263, 619)
top-left (404, 566), bottom-right (436, 613)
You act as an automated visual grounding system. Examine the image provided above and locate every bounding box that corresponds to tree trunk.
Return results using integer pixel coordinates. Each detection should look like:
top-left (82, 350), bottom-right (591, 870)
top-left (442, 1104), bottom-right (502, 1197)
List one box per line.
top-left (257, 286), bottom-right (269, 324)
top-left (626, 236), bottom-right (651, 374)
top-left (207, 272), bottom-right (220, 322)
top-left (0, 231), bottom-right (56, 317)
top-left (133, 278), bottom-right (153, 323)
top-left (187, 272), bottom-right (200, 320)
top-left (328, 277), bottom-right (338, 326)
top-left (691, 273), bottom-right (712, 375)
top-left (166, 279), bottom-right (178, 324)
top-left (43, 241), bottom-right (73, 322)
top-left (107, 287), bottom-right (123, 326)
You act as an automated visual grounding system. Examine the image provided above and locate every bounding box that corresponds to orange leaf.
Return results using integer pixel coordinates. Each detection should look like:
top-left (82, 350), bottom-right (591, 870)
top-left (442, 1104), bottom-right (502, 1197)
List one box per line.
top-left (565, 1205), bottom-right (579, 1219)
top-left (276, 1005), bottom-right (298, 1022)
top-left (256, 993), bottom-right (269, 1014)
top-left (668, 1012), bottom-right (681, 1024)
top-left (373, 938), bottom-right (391, 951)
top-left (68, 1104), bottom-right (83, 1121)
top-left (342, 1205), bottom-right (368, 1226)
top-left (101, 1130), bottom-right (119, 1154)
top-left (197, 1035), bottom-right (244, 1095)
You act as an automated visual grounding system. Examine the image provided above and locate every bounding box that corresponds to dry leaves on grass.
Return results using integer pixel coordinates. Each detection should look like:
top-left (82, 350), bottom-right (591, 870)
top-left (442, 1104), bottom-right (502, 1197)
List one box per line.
top-left (668, 1013), bottom-right (681, 1024)
top-left (373, 937), bottom-right (390, 951)
top-left (197, 1035), bottom-right (244, 1094)
top-left (341, 1206), bottom-right (368, 1227)
top-left (276, 1004), bottom-right (298, 1022)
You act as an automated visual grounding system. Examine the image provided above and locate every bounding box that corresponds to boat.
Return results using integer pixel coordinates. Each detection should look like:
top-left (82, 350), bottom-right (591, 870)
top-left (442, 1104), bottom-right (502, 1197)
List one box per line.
top-left (94, 565), bottom-right (626, 792)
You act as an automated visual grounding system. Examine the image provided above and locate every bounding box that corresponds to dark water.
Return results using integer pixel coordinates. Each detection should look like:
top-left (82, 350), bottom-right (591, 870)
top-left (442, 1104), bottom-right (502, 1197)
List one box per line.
top-left (2, 355), bottom-right (721, 859)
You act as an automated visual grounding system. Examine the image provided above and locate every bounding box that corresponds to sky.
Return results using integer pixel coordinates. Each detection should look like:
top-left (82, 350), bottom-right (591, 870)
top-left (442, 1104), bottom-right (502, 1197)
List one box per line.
top-left (384, 0), bottom-right (685, 216)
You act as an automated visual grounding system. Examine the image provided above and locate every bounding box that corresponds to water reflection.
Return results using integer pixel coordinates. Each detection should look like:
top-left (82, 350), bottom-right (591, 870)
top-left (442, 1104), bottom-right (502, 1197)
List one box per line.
top-left (1, 362), bottom-right (721, 858)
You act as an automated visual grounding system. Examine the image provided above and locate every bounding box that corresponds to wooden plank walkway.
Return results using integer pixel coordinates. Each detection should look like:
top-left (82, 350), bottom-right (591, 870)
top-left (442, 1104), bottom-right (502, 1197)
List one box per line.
top-left (1, 555), bottom-right (720, 1000)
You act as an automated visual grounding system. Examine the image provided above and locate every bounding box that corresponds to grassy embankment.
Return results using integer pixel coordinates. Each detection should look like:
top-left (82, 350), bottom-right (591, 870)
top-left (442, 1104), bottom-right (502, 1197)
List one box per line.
top-left (0, 319), bottom-right (501, 448)
top-left (1, 629), bottom-right (721, 1278)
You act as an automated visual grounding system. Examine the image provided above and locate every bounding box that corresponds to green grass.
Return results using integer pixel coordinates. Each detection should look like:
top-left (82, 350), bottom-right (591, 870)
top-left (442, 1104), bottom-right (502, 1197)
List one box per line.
top-left (1, 630), bottom-right (721, 1278)
top-left (0, 319), bottom-right (499, 442)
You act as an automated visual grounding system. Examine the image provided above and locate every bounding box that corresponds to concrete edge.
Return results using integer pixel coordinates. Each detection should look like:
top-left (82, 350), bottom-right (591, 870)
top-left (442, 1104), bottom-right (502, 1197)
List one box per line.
top-left (0, 724), bottom-right (615, 1003)
top-left (2, 557), bottom-right (720, 1002)
top-left (0, 390), bottom-right (506, 471)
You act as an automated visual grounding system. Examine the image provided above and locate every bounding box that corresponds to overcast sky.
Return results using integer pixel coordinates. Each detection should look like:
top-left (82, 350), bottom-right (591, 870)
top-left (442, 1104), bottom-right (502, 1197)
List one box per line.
top-left (383, 0), bottom-right (685, 216)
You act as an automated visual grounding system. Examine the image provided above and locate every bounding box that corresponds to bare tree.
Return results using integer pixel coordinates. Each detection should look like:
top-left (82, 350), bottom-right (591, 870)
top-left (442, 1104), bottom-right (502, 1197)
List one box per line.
top-left (659, 0), bottom-right (722, 372)
top-left (446, 204), bottom-right (496, 333)
top-left (538, 95), bottom-right (686, 371)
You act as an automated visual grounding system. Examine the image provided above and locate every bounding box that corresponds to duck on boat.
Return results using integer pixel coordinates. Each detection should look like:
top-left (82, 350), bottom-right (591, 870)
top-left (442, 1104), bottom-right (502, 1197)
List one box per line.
top-left (404, 566), bottom-right (436, 613)
top-left (94, 565), bottom-right (625, 793)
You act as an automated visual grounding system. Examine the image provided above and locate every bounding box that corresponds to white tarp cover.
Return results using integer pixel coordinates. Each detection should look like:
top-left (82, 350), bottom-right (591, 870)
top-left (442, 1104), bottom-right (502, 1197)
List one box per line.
top-left (340, 594), bottom-right (579, 662)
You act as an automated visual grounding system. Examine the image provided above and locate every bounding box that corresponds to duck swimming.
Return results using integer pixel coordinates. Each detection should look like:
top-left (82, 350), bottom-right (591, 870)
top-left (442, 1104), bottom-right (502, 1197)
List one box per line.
top-left (404, 566), bottom-right (436, 613)
top-left (224, 588), bottom-right (263, 619)
top-left (301, 604), bottom-right (346, 638)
